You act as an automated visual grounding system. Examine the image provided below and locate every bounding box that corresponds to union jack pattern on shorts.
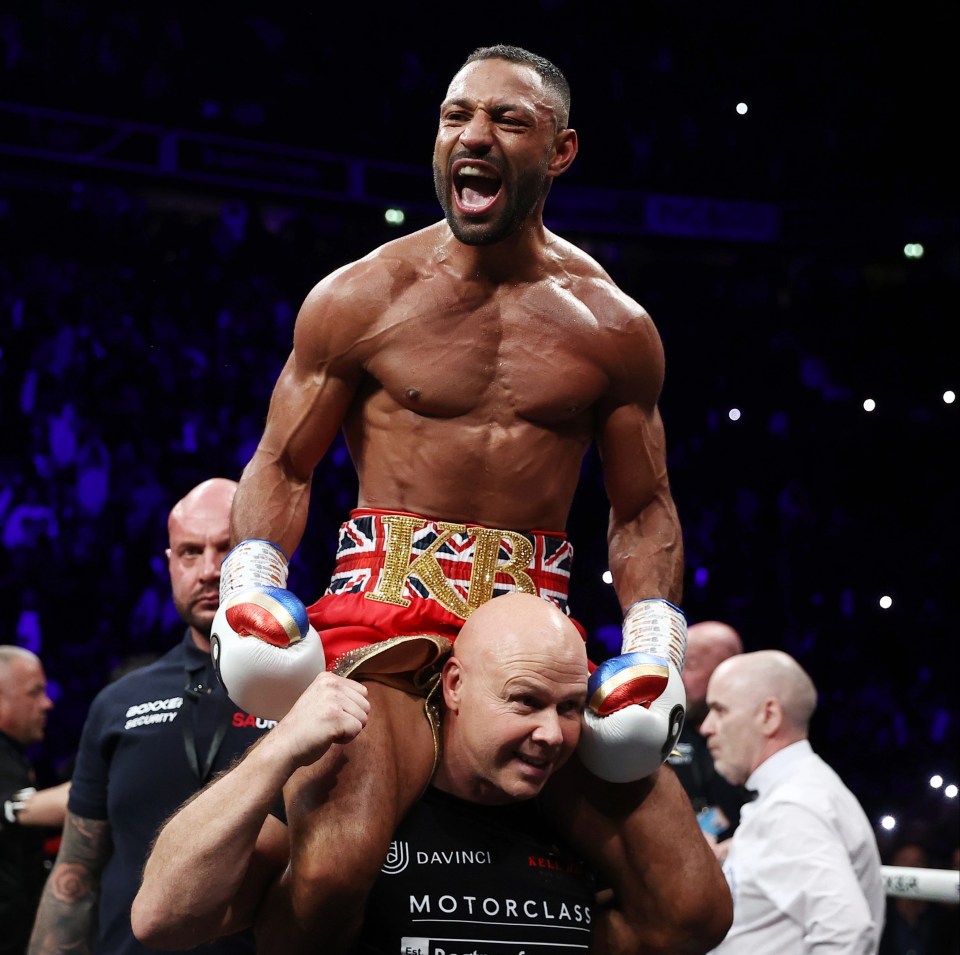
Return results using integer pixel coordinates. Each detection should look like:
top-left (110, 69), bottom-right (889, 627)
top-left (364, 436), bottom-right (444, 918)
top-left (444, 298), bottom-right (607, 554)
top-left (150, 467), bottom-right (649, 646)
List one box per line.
top-left (325, 509), bottom-right (574, 618)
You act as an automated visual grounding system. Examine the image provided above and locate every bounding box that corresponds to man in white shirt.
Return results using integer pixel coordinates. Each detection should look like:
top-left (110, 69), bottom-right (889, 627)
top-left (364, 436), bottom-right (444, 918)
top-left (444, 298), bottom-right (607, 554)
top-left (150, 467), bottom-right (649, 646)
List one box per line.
top-left (701, 649), bottom-right (885, 953)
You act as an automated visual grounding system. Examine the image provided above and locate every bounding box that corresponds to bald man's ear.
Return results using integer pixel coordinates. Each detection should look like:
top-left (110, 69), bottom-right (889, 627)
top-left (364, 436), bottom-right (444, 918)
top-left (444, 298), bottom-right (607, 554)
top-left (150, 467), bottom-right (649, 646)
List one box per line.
top-left (760, 697), bottom-right (783, 736)
top-left (441, 657), bottom-right (464, 712)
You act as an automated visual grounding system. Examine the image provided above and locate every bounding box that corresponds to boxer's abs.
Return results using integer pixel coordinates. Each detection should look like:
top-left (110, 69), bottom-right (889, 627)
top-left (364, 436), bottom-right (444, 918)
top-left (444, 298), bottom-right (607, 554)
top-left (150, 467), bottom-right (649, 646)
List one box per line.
top-left (348, 412), bottom-right (592, 531)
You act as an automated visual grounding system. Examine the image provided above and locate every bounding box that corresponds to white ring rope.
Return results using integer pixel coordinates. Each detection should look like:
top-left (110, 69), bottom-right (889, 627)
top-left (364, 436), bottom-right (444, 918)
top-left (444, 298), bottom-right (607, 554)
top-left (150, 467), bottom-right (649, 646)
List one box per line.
top-left (882, 865), bottom-right (959, 904)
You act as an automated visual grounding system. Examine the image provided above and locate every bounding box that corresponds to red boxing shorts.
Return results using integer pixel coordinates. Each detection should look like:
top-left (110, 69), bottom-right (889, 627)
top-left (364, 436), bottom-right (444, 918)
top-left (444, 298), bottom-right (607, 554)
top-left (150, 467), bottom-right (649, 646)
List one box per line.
top-left (307, 508), bottom-right (584, 668)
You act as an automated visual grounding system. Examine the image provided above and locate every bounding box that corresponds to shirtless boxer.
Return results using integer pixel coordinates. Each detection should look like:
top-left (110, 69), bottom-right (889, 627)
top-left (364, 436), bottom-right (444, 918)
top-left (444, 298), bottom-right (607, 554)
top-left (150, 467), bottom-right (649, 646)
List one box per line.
top-left (211, 44), bottom-right (731, 954)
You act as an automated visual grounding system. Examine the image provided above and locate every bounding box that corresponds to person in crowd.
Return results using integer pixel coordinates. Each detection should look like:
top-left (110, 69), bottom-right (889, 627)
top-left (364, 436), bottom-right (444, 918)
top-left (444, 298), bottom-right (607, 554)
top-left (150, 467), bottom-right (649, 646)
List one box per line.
top-left (701, 649), bottom-right (885, 952)
top-left (210, 42), bottom-right (729, 954)
top-left (0, 646), bottom-right (68, 955)
top-left (879, 841), bottom-right (958, 955)
top-left (668, 620), bottom-right (750, 856)
top-left (28, 478), bottom-right (275, 955)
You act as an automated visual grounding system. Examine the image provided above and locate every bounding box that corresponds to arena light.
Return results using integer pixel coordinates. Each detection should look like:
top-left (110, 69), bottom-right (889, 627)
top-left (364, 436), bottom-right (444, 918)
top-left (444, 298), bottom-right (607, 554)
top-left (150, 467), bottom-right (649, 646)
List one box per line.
top-left (384, 208), bottom-right (406, 226)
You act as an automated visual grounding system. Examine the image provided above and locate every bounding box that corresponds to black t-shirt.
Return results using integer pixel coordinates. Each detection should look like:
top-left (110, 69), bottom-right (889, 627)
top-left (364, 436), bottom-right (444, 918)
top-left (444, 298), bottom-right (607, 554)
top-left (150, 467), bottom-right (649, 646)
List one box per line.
top-left (0, 732), bottom-right (47, 955)
top-left (68, 632), bottom-right (274, 955)
top-left (356, 786), bottom-right (596, 954)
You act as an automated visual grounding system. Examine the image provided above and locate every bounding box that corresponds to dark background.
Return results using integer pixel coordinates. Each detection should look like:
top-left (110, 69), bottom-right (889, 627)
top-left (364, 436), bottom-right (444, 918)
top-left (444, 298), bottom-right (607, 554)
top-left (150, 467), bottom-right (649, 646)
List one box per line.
top-left (1, 2), bottom-right (957, 861)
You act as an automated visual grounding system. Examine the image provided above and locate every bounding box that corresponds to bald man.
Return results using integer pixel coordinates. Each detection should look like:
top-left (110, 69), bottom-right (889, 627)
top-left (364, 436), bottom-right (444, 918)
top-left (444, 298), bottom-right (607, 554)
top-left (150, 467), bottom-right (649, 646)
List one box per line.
top-left (1, 646), bottom-right (68, 955)
top-left (701, 650), bottom-right (885, 953)
top-left (668, 621), bottom-right (748, 848)
top-left (133, 592), bottom-right (672, 954)
top-left (29, 479), bottom-right (274, 955)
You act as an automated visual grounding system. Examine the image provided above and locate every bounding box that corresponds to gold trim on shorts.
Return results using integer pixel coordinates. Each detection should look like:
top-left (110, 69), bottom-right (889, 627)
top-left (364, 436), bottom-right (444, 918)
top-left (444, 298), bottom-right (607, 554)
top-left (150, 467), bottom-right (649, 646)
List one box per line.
top-left (331, 634), bottom-right (452, 780)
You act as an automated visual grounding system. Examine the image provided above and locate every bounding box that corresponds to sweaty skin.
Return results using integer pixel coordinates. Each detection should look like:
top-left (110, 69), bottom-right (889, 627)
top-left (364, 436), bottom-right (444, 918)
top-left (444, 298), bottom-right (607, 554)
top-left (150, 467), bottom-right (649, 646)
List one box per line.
top-left (224, 53), bottom-right (724, 955)
top-left (233, 60), bottom-right (682, 604)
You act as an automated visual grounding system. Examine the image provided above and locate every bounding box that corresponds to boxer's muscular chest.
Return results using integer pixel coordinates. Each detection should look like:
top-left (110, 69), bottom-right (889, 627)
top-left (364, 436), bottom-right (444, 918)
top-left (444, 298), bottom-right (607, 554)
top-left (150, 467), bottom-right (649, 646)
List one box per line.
top-left (365, 278), bottom-right (610, 426)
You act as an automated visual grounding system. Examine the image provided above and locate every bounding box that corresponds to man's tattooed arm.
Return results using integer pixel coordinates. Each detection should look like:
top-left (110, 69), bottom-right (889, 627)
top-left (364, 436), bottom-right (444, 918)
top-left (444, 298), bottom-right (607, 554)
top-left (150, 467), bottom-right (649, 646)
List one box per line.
top-left (28, 812), bottom-right (112, 955)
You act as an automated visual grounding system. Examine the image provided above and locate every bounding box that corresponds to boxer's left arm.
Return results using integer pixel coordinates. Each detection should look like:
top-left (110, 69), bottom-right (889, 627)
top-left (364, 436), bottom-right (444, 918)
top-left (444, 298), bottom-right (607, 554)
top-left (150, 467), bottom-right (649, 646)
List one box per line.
top-left (596, 303), bottom-right (684, 608)
top-left (578, 300), bottom-right (688, 782)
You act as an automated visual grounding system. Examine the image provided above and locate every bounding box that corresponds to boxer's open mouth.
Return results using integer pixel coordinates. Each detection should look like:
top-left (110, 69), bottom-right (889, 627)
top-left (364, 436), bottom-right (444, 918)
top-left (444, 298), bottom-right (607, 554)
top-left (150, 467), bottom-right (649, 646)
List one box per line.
top-left (454, 161), bottom-right (501, 214)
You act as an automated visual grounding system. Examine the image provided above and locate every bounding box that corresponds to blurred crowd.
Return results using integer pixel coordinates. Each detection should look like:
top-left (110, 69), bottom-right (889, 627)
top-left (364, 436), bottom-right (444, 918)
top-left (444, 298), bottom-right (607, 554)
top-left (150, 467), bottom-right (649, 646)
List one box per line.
top-left (0, 0), bottom-right (956, 856)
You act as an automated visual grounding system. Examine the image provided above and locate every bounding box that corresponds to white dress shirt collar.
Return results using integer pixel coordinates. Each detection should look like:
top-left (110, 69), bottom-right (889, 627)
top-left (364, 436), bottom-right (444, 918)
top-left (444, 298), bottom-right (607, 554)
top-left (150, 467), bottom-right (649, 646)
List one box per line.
top-left (745, 738), bottom-right (813, 797)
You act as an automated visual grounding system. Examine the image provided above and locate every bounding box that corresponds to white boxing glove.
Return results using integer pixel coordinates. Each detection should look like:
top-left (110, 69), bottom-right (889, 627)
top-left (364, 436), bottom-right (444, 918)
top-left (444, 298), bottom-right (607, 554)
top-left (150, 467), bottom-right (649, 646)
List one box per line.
top-left (211, 539), bottom-right (326, 720)
top-left (578, 598), bottom-right (687, 783)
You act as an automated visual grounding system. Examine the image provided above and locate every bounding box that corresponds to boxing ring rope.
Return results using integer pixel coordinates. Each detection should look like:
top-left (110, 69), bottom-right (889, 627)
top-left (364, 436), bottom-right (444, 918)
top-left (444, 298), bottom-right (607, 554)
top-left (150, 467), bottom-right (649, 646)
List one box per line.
top-left (882, 865), bottom-right (959, 904)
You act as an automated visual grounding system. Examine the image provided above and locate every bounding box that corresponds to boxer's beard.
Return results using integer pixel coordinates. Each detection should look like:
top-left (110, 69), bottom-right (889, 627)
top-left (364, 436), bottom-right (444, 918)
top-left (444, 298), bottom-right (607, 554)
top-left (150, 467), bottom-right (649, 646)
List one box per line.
top-left (434, 161), bottom-right (550, 246)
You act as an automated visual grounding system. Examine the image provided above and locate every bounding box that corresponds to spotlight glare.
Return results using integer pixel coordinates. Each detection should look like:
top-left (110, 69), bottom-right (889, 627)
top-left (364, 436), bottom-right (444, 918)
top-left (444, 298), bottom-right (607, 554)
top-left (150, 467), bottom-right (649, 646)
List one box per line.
top-left (602, 570), bottom-right (613, 585)
top-left (945, 784), bottom-right (958, 799)
top-left (930, 775), bottom-right (944, 789)
top-left (728, 407), bottom-right (741, 421)
top-left (880, 815), bottom-right (897, 831)
top-left (879, 595), bottom-right (893, 610)
top-left (384, 208), bottom-right (406, 226)
top-left (944, 390), bottom-right (956, 404)
top-left (736, 102), bottom-right (748, 115)
top-left (862, 398), bottom-right (876, 412)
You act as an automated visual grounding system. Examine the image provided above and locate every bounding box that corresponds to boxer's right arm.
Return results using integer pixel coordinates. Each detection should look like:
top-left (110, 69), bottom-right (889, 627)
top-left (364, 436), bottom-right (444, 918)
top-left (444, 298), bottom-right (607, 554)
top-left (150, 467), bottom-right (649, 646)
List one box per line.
top-left (230, 275), bottom-right (368, 558)
top-left (132, 672), bottom-right (370, 949)
top-left (214, 275), bottom-right (369, 716)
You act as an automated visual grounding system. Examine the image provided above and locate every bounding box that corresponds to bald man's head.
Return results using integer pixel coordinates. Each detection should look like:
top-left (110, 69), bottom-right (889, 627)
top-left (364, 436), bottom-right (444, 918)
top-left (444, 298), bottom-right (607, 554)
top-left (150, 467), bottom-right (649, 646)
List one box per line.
top-left (167, 478), bottom-right (238, 539)
top-left (454, 591), bottom-right (587, 670)
top-left (435, 593), bottom-right (588, 804)
top-left (701, 650), bottom-right (817, 785)
top-left (166, 478), bottom-right (238, 645)
top-left (0, 646), bottom-right (53, 745)
top-left (716, 650), bottom-right (817, 732)
top-left (683, 620), bottom-right (744, 726)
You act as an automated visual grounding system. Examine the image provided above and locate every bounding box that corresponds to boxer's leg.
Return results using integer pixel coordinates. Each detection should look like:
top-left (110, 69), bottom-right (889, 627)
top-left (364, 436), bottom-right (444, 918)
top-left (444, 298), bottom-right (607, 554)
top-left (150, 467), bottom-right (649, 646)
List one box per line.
top-left (256, 682), bottom-right (436, 955)
top-left (540, 758), bottom-right (732, 955)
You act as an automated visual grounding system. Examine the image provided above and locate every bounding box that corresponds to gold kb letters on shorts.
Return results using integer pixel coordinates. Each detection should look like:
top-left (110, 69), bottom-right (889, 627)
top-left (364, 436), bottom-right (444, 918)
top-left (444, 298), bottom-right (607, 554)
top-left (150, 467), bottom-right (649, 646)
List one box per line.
top-left (365, 515), bottom-right (536, 618)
